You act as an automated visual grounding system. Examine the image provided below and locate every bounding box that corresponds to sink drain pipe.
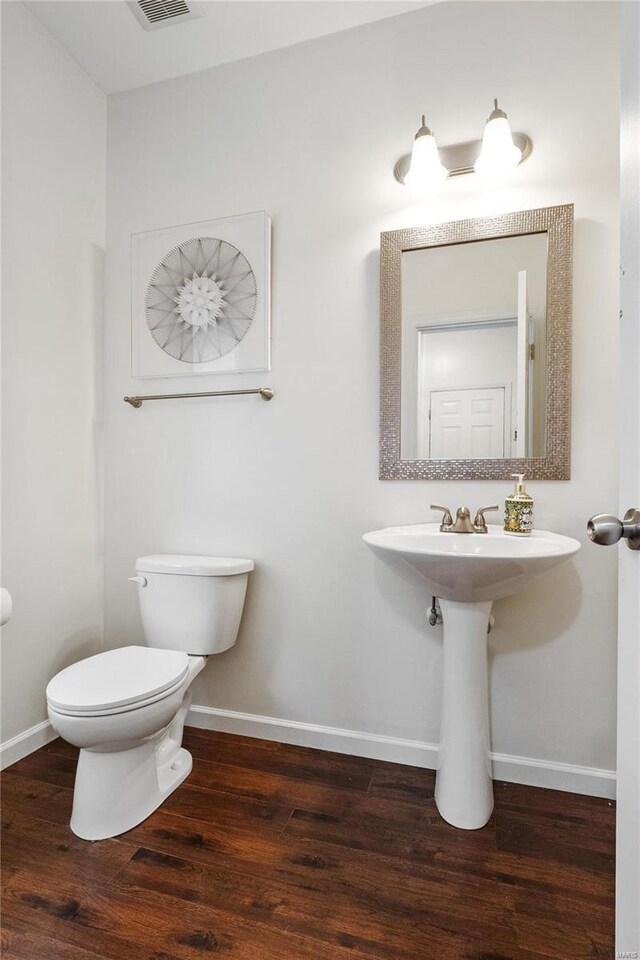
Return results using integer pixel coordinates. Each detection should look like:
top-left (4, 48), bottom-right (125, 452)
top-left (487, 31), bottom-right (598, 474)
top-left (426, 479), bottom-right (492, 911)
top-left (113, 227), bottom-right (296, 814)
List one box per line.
top-left (428, 597), bottom-right (495, 634)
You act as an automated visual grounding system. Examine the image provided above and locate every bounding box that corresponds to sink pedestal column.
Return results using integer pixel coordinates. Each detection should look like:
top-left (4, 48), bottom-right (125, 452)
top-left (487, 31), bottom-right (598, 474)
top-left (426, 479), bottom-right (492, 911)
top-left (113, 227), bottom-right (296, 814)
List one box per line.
top-left (435, 598), bottom-right (494, 830)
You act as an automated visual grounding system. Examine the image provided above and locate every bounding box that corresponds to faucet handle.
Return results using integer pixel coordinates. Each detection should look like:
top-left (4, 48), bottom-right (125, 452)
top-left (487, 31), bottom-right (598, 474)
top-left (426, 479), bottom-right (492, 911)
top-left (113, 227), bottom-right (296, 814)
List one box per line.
top-left (430, 504), bottom-right (454, 530)
top-left (473, 505), bottom-right (500, 533)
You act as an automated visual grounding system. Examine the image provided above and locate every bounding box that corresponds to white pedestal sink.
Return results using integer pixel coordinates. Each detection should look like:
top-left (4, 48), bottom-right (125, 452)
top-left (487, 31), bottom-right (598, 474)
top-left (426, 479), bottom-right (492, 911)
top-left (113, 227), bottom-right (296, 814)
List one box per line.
top-left (362, 523), bottom-right (580, 830)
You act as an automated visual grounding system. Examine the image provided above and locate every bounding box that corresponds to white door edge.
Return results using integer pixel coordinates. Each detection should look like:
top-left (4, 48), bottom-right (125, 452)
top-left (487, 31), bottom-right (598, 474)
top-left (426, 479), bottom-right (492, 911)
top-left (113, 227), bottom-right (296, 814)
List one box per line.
top-left (616, 3), bottom-right (640, 951)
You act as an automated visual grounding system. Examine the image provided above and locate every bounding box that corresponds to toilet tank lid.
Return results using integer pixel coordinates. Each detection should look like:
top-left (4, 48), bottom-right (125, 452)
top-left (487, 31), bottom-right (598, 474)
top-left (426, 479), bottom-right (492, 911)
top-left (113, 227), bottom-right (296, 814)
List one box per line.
top-left (135, 554), bottom-right (254, 576)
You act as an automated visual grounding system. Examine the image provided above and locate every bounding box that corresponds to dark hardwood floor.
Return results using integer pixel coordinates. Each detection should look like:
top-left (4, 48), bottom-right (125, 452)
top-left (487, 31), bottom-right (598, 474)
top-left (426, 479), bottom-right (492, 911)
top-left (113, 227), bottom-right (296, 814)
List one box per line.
top-left (1, 729), bottom-right (615, 959)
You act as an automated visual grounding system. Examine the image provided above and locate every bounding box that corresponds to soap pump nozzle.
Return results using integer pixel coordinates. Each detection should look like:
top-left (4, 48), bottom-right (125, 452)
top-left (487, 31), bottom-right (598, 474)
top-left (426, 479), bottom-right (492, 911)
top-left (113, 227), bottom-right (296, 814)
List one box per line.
top-left (511, 473), bottom-right (526, 493)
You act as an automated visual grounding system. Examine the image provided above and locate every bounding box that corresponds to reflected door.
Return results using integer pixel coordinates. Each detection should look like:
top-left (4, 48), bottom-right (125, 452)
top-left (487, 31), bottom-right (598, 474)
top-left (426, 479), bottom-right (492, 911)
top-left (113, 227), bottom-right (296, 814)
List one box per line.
top-left (428, 387), bottom-right (505, 459)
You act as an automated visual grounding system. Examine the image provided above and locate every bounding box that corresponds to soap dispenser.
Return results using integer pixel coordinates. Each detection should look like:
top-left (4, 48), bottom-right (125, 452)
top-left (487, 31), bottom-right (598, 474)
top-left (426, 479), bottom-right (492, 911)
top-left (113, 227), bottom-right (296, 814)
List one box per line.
top-left (504, 474), bottom-right (534, 536)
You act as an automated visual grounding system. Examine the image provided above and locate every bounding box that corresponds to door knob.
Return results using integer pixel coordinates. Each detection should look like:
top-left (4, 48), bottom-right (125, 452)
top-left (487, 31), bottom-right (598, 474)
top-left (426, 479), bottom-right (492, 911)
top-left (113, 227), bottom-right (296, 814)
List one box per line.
top-left (587, 508), bottom-right (640, 550)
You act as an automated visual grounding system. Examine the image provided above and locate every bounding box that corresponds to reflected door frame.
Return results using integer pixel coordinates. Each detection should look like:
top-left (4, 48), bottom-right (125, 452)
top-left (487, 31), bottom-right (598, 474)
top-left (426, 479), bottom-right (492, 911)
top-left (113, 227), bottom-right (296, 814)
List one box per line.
top-left (401, 312), bottom-right (519, 460)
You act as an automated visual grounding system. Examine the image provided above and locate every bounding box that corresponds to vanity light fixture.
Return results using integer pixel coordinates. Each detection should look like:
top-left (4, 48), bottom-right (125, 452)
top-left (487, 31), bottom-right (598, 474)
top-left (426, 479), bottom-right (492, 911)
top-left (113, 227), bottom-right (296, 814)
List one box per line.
top-left (394, 99), bottom-right (532, 187)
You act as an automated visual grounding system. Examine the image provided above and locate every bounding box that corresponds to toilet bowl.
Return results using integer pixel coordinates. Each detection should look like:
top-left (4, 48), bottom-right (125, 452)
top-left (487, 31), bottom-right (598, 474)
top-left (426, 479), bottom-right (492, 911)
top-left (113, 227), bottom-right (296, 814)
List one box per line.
top-left (46, 554), bottom-right (253, 841)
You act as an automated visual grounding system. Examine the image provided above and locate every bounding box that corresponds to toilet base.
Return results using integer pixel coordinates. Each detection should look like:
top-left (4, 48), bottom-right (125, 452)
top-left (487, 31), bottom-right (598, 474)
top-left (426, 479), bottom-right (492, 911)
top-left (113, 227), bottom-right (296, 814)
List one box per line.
top-left (70, 742), bottom-right (193, 841)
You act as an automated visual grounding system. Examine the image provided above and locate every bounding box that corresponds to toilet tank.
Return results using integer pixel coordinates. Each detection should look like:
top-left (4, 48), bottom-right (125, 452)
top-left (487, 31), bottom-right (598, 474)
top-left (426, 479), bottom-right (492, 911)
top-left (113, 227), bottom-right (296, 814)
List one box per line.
top-left (134, 555), bottom-right (254, 655)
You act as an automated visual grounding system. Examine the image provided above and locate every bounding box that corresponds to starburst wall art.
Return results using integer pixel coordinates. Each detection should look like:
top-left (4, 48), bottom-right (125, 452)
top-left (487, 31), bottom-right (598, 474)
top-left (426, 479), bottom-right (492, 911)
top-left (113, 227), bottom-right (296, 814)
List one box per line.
top-left (132, 212), bottom-right (270, 378)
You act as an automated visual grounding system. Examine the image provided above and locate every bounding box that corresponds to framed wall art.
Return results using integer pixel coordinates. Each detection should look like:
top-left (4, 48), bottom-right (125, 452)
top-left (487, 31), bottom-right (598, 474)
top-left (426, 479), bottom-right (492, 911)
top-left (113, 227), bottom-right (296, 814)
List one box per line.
top-left (131, 211), bottom-right (271, 378)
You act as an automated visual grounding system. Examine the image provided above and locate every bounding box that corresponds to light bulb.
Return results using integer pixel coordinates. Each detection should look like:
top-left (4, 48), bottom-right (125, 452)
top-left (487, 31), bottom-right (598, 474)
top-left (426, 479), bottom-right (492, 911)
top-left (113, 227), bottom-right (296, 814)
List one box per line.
top-left (474, 99), bottom-right (522, 178)
top-left (404, 115), bottom-right (448, 188)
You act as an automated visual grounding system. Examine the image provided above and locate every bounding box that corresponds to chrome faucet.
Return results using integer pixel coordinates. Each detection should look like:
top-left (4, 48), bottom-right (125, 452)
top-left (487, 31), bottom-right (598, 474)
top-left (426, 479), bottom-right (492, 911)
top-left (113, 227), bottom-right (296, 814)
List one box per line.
top-left (473, 505), bottom-right (500, 533)
top-left (431, 504), bottom-right (499, 533)
top-left (430, 504), bottom-right (453, 530)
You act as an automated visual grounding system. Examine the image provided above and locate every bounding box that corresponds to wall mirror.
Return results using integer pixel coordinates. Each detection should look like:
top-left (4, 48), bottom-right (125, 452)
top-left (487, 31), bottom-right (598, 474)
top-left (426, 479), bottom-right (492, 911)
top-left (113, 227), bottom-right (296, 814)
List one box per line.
top-left (379, 205), bottom-right (573, 480)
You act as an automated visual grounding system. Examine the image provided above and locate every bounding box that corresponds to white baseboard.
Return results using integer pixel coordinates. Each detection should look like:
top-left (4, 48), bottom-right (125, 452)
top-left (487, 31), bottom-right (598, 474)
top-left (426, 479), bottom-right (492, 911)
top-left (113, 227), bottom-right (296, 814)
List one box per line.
top-left (187, 704), bottom-right (616, 800)
top-left (0, 707), bottom-right (616, 801)
top-left (0, 719), bottom-right (56, 771)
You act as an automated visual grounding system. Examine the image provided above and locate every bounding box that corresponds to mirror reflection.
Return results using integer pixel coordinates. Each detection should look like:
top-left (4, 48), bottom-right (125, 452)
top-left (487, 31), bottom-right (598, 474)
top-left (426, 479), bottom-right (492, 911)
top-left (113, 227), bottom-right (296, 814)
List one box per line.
top-left (400, 234), bottom-right (548, 460)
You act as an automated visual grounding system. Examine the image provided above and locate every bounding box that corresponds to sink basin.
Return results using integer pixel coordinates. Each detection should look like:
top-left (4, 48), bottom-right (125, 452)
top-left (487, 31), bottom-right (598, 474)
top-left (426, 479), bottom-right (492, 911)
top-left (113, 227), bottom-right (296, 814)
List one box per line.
top-left (363, 523), bottom-right (580, 602)
top-left (363, 522), bottom-right (580, 830)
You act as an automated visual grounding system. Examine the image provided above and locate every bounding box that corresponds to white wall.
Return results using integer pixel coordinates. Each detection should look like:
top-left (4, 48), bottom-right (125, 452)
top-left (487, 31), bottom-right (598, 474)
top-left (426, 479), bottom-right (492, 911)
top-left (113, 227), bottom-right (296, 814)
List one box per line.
top-left (104, 3), bottom-right (620, 778)
top-left (1, 2), bottom-right (106, 750)
top-left (402, 234), bottom-right (548, 323)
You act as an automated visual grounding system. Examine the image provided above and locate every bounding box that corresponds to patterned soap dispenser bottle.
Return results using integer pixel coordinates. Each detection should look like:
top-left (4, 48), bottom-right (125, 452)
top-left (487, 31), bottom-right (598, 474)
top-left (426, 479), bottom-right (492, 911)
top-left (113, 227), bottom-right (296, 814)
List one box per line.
top-left (504, 474), bottom-right (534, 536)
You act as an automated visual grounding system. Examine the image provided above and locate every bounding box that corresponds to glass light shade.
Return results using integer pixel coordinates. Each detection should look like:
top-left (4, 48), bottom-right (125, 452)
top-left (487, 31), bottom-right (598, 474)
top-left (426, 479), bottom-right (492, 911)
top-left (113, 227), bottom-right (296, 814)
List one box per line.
top-left (474, 115), bottom-right (522, 177)
top-left (405, 130), bottom-right (448, 188)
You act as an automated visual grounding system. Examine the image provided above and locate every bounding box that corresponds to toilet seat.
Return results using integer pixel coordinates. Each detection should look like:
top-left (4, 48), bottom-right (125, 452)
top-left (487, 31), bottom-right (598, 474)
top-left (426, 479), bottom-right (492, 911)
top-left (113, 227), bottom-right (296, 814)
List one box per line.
top-left (46, 646), bottom-right (190, 718)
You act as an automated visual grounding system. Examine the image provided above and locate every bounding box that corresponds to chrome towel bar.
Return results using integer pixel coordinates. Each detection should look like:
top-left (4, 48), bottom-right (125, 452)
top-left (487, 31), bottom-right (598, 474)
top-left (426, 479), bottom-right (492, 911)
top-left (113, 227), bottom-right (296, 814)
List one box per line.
top-left (123, 386), bottom-right (274, 408)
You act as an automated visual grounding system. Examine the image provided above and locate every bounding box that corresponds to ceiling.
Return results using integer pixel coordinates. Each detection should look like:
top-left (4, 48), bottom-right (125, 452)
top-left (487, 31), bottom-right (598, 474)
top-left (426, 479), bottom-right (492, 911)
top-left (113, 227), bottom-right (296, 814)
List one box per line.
top-left (27, 1), bottom-right (432, 95)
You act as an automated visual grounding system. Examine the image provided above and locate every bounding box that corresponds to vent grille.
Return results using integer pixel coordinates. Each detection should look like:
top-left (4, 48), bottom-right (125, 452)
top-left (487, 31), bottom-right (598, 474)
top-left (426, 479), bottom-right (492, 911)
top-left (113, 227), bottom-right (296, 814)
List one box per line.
top-left (140, 0), bottom-right (190, 24)
top-left (128, 0), bottom-right (203, 31)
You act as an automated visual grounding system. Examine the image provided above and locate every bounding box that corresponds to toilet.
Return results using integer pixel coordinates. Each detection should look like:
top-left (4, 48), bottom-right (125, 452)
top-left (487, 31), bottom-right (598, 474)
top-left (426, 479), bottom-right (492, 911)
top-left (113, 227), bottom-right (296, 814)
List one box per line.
top-left (46, 554), bottom-right (253, 841)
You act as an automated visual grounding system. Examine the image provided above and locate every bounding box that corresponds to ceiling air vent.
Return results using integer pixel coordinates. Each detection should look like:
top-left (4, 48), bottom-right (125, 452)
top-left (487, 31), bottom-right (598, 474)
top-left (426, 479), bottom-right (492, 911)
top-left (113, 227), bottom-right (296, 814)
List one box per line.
top-left (128, 0), bottom-right (204, 31)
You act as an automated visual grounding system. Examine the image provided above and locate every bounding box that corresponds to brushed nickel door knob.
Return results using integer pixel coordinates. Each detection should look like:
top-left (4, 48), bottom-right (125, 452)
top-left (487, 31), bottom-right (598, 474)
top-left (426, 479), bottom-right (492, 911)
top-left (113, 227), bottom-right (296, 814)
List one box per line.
top-left (587, 508), bottom-right (640, 550)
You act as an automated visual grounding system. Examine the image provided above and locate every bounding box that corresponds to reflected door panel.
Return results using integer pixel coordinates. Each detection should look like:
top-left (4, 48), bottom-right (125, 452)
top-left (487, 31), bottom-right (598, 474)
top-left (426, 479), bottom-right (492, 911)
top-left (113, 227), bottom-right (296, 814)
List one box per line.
top-left (428, 387), bottom-right (505, 459)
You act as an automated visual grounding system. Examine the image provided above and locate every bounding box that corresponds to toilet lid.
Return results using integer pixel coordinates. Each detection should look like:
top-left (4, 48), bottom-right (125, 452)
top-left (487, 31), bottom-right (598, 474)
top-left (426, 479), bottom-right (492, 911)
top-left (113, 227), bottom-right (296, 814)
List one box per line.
top-left (46, 646), bottom-right (190, 714)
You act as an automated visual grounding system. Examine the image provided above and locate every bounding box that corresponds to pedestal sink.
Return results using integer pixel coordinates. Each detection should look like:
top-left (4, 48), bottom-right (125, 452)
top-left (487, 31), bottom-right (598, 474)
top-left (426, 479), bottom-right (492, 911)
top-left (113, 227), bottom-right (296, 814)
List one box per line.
top-left (362, 523), bottom-right (580, 830)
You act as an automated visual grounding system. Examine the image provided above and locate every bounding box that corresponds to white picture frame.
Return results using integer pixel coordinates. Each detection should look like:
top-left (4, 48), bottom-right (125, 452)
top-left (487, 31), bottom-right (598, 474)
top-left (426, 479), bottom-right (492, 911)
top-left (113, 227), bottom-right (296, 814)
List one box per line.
top-left (131, 211), bottom-right (270, 379)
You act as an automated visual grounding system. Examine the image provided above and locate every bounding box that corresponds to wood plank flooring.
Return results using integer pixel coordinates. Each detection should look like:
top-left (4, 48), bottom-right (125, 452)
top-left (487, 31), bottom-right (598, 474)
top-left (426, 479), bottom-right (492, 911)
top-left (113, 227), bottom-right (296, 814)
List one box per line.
top-left (1, 728), bottom-right (615, 959)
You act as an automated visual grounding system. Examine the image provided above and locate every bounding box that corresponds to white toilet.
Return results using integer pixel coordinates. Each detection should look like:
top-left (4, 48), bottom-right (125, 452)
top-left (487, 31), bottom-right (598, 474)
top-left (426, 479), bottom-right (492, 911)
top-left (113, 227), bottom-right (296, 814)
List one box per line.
top-left (46, 554), bottom-right (253, 841)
